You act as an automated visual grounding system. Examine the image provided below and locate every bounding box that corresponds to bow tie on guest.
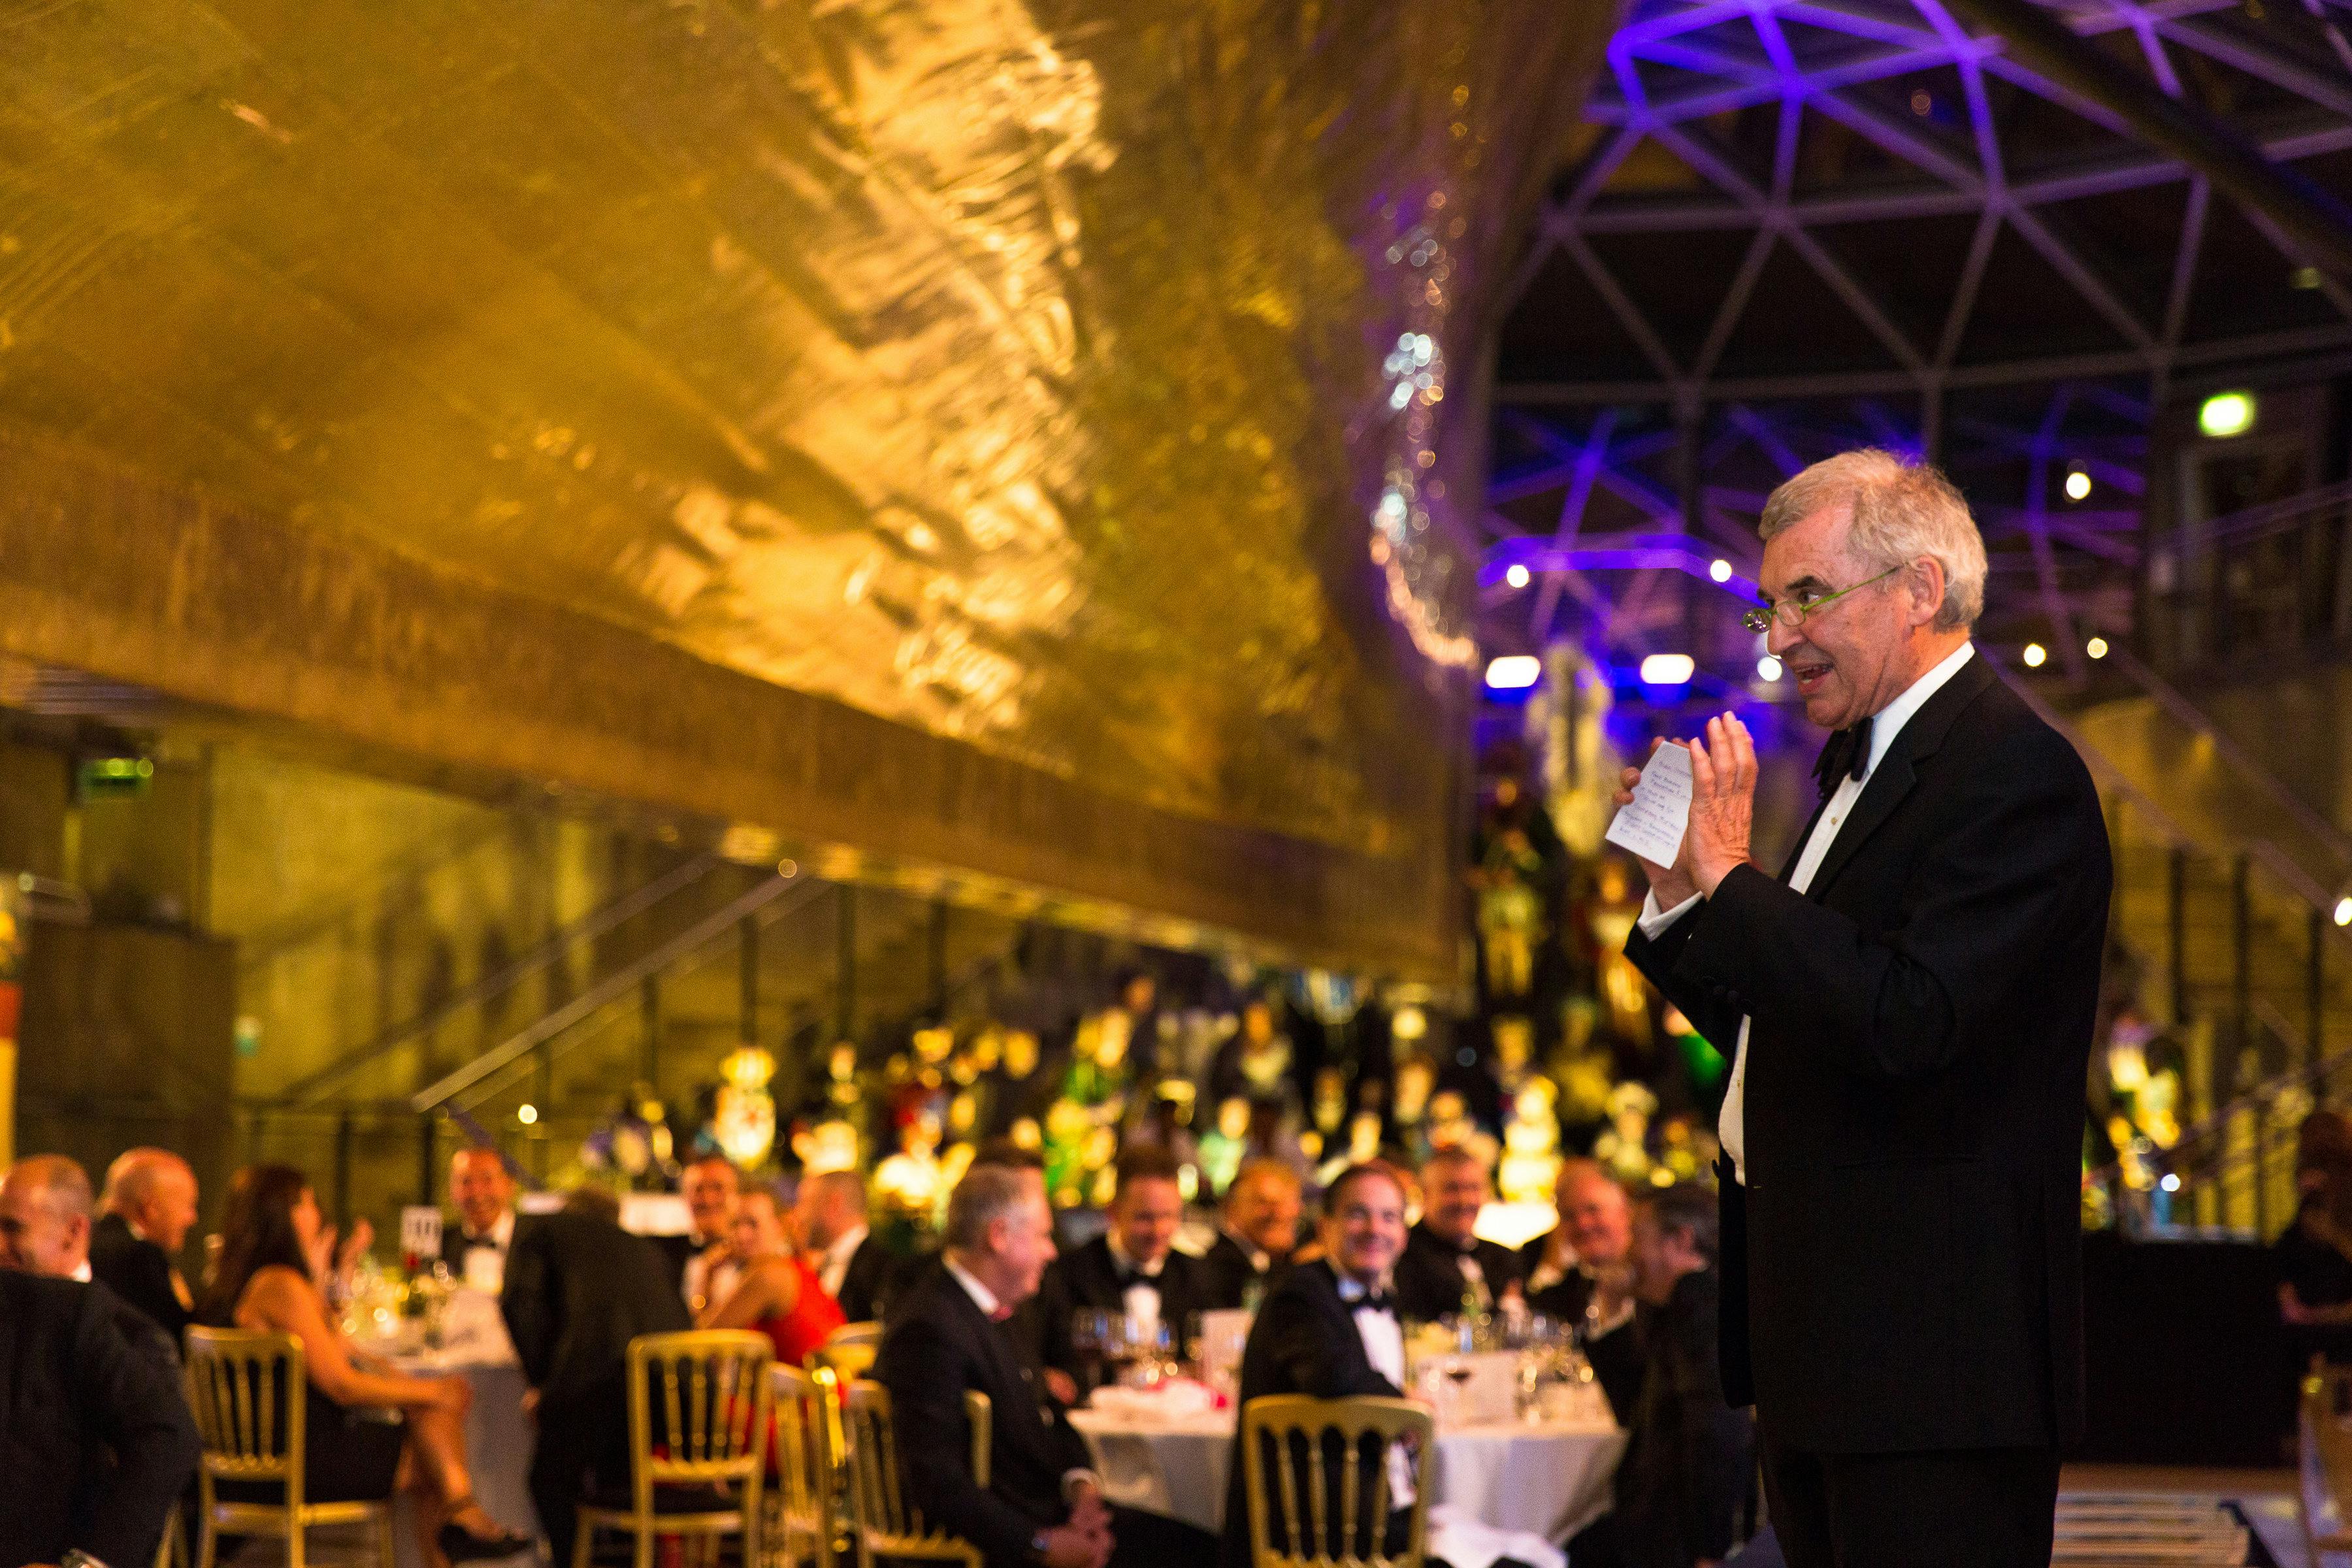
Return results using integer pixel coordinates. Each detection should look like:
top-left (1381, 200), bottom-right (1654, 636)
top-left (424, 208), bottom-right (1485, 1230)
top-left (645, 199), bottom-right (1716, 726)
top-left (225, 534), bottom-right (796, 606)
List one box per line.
top-left (462, 1233), bottom-right (504, 1252)
top-left (1813, 714), bottom-right (1876, 797)
top-left (987, 1302), bottom-right (1017, 1324)
top-left (1336, 1279), bottom-right (1397, 1316)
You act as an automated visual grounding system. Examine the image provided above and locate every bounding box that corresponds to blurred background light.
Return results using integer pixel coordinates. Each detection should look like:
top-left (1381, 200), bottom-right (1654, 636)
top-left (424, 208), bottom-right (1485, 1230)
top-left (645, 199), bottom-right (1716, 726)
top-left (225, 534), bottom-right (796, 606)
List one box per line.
top-left (1486, 655), bottom-right (1542, 690)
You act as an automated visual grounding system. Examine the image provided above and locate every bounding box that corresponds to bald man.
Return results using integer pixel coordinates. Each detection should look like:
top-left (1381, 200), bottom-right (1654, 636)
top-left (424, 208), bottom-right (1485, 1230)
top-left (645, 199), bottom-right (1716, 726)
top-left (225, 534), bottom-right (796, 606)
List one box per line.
top-left (91, 1147), bottom-right (199, 1343)
top-left (1, 1154), bottom-right (96, 1281)
top-left (1518, 1160), bottom-right (1642, 1420)
top-left (794, 1169), bottom-right (899, 1322)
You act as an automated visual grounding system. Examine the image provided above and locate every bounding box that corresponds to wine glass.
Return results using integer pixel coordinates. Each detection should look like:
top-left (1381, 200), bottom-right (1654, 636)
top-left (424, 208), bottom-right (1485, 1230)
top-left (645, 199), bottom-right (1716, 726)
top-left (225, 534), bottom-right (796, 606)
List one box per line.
top-left (1071, 1309), bottom-right (1112, 1397)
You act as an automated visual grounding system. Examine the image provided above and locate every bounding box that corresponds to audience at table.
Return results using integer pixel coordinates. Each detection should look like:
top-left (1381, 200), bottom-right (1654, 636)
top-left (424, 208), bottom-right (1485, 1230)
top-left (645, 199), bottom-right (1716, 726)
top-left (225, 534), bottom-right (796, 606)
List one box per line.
top-left (0, 1264), bottom-right (199, 1568)
top-left (91, 1147), bottom-right (199, 1347)
top-left (875, 1162), bottom-right (1214, 1568)
top-left (793, 1168), bottom-right (898, 1323)
top-left (675, 1153), bottom-right (743, 1315)
top-left (199, 1163), bottom-right (533, 1566)
top-left (1200, 1158), bottom-right (1302, 1310)
top-left (500, 1185), bottom-right (694, 1568)
top-left (1039, 1145), bottom-right (1212, 1378)
top-left (440, 1147), bottom-right (517, 1286)
top-left (1520, 1158), bottom-right (1643, 1418)
top-left (1395, 1145), bottom-right (1524, 1322)
top-left (700, 1184), bottom-right (846, 1364)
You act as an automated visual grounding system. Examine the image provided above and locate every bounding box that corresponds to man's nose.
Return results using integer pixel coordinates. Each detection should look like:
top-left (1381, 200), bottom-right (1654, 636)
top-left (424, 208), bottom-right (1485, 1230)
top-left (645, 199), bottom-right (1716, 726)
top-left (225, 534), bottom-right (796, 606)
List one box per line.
top-left (1765, 615), bottom-right (1802, 657)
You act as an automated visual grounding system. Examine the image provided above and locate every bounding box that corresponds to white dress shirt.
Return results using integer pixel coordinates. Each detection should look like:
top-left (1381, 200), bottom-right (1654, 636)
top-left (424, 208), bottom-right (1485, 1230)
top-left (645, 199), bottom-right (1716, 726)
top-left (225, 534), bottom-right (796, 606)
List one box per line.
top-left (819, 1222), bottom-right (870, 1302)
top-left (1335, 1275), bottom-right (1414, 1503)
top-left (1641, 641), bottom-right (1976, 1184)
top-left (1105, 1233), bottom-right (1168, 1339)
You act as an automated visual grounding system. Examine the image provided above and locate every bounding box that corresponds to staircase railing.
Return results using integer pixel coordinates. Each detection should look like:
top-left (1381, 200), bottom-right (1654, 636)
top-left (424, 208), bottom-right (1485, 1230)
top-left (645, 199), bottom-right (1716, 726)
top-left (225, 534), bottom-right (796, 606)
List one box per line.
top-left (269, 851), bottom-right (725, 1106)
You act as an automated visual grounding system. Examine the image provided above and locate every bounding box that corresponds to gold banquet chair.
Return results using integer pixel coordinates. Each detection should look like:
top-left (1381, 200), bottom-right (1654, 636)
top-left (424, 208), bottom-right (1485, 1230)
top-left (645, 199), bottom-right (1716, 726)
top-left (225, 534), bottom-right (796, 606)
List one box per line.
top-left (1240, 1395), bottom-right (1435, 1568)
top-left (2300, 1360), bottom-right (2352, 1559)
top-left (839, 1380), bottom-right (992, 1568)
top-left (574, 1330), bottom-right (774, 1568)
top-left (182, 1327), bottom-right (397, 1568)
top-left (768, 1364), bottom-right (834, 1568)
top-left (809, 1321), bottom-right (883, 1380)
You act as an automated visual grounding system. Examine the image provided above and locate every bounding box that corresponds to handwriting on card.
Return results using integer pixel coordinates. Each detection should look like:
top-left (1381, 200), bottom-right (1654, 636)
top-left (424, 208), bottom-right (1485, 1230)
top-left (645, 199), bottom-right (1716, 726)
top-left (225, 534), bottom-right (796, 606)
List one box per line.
top-left (1605, 742), bottom-right (1693, 868)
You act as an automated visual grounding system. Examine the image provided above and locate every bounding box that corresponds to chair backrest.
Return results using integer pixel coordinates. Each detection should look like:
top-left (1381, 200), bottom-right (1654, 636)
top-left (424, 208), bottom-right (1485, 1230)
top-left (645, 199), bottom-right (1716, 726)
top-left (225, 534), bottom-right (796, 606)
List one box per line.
top-left (627, 1330), bottom-right (776, 1513)
top-left (1241, 1394), bottom-right (1435, 1568)
top-left (769, 1364), bottom-right (834, 1565)
top-left (811, 1321), bottom-right (882, 1379)
top-left (184, 1328), bottom-right (306, 1509)
top-left (2300, 1360), bottom-right (2352, 1552)
top-left (838, 1380), bottom-right (992, 1567)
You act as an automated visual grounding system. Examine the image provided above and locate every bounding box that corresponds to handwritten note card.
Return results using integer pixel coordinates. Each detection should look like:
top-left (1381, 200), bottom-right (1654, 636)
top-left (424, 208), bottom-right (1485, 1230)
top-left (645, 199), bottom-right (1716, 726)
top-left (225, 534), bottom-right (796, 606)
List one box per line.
top-left (1605, 741), bottom-right (1693, 868)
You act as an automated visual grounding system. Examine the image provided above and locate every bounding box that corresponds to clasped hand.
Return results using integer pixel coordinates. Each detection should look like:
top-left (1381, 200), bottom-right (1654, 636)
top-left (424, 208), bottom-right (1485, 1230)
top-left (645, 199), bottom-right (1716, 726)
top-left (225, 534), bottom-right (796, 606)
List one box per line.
top-left (1612, 711), bottom-right (1757, 903)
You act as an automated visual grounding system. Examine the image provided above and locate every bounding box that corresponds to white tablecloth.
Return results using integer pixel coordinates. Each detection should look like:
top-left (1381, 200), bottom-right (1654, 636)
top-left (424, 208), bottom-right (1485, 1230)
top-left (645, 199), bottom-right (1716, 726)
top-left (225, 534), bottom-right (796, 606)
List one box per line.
top-left (1068, 1408), bottom-right (1625, 1543)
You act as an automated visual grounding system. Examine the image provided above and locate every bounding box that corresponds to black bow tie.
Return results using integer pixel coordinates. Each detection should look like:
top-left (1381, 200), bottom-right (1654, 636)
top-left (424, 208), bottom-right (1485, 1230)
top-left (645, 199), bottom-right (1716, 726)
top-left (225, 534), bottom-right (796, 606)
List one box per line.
top-left (1348, 1291), bottom-right (1397, 1316)
top-left (463, 1234), bottom-right (503, 1251)
top-left (1117, 1267), bottom-right (1162, 1292)
top-left (1813, 715), bottom-right (1874, 798)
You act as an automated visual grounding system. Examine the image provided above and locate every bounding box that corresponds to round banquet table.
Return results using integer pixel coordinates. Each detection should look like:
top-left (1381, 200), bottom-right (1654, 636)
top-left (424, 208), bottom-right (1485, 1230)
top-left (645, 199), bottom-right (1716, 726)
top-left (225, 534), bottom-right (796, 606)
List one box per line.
top-left (1067, 1407), bottom-right (1626, 1542)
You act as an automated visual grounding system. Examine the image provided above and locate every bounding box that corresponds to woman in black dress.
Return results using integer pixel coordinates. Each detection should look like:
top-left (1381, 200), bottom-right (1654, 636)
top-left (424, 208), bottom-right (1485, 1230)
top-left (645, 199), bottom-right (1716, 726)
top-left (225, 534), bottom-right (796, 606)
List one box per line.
top-left (198, 1164), bottom-right (531, 1565)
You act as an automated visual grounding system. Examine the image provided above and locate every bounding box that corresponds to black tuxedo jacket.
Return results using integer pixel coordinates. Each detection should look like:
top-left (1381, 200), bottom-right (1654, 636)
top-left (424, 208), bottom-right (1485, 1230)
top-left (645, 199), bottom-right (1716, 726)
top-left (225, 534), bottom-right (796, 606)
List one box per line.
top-left (1221, 1260), bottom-right (1405, 1568)
top-left (1613, 1269), bottom-right (1754, 1568)
top-left (88, 1213), bottom-right (191, 1345)
top-left (871, 1266), bottom-right (1094, 1568)
top-left (500, 1211), bottom-right (693, 1431)
top-left (1624, 655), bottom-right (2111, 1453)
top-left (1037, 1233), bottom-right (1212, 1374)
top-left (438, 1215), bottom-right (510, 1277)
top-left (1198, 1231), bottom-right (1268, 1311)
top-left (0, 1272), bottom-right (200, 1568)
top-left (834, 1233), bottom-right (900, 1324)
top-left (1393, 1222), bottom-right (1521, 1322)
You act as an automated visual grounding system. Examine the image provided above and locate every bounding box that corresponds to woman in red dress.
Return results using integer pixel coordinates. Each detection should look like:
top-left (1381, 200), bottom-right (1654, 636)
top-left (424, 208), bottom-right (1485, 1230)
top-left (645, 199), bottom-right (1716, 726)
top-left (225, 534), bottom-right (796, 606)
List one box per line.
top-left (699, 1184), bottom-right (845, 1365)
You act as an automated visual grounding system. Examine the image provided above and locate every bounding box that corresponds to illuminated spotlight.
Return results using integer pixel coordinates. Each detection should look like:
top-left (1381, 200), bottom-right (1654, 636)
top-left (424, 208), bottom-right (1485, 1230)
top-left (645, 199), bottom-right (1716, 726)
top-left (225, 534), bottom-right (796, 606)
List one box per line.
top-left (2198, 389), bottom-right (2257, 439)
top-left (1486, 655), bottom-right (1541, 691)
top-left (2022, 642), bottom-right (2048, 668)
top-left (2064, 468), bottom-right (2092, 502)
top-left (517, 1103), bottom-right (540, 1126)
top-left (1639, 653), bottom-right (1695, 685)
top-left (2159, 1172), bottom-right (2181, 1194)
top-left (2085, 636), bottom-right (2108, 660)
top-left (2335, 894), bottom-right (2352, 927)
top-left (1756, 655), bottom-right (1784, 682)
top-left (1504, 563), bottom-right (1531, 589)
top-left (1708, 559), bottom-right (1733, 583)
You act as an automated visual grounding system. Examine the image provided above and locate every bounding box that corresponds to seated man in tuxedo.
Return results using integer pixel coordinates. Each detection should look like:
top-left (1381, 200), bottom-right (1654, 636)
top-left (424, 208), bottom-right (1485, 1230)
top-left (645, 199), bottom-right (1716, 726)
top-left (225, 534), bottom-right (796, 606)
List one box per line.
top-left (1200, 1159), bottom-right (1301, 1311)
top-left (90, 1147), bottom-right (199, 1345)
top-left (1610, 1185), bottom-right (1755, 1568)
top-left (874, 1164), bottom-right (1214, 1568)
top-left (0, 1267), bottom-right (201, 1568)
top-left (1517, 1159), bottom-right (1641, 1418)
top-left (500, 1186), bottom-right (694, 1568)
top-left (1394, 1146), bottom-right (1521, 1322)
top-left (438, 1147), bottom-right (516, 1288)
top-left (1038, 1146), bottom-right (1209, 1382)
top-left (1, 1153), bottom-right (182, 1373)
top-left (793, 1168), bottom-right (899, 1323)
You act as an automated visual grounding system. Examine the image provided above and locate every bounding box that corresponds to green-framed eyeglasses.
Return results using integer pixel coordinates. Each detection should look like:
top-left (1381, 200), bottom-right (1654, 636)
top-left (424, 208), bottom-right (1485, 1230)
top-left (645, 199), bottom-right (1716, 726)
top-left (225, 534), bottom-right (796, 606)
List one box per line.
top-left (1740, 564), bottom-right (1903, 634)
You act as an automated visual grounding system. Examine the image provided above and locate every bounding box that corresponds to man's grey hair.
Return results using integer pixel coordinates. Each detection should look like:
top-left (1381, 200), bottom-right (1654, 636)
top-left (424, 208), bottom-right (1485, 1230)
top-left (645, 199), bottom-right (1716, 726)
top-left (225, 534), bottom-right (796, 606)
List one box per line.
top-left (945, 1164), bottom-right (1037, 1251)
top-left (1759, 449), bottom-right (1987, 631)
top-left (100, 1147), bottom-right (189, 1215)
top-left (8, 1154), bottom-right (93, 1222)
top-left (806, 1168), bottom-right (869, 1218)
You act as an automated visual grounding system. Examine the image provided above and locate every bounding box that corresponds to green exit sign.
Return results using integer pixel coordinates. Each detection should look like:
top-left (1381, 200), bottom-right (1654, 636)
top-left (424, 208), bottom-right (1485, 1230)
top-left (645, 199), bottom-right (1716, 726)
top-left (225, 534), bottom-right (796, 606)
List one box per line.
top-left (76, 756), bottom-right (154, 799)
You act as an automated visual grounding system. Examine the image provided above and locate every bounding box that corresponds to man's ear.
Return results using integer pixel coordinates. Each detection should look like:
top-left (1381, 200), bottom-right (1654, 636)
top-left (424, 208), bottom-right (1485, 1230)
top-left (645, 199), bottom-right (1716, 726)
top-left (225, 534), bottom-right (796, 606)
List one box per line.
top-left (1906, 556), bottom-right (1948, 629)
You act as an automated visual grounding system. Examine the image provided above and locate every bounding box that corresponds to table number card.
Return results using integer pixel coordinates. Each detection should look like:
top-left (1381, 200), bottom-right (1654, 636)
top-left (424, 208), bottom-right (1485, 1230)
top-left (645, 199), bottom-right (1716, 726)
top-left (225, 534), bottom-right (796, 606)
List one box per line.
top-left (1603, 740), bottom-right (1693, 868)
top-left (400, 1205), bottom-right (444, 1264)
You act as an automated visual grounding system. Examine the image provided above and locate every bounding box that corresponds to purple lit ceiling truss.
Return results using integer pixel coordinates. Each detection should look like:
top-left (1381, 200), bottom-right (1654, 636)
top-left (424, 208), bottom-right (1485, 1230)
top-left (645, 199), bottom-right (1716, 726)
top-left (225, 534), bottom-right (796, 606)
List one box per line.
top-left (1483, 0), bottom-right (2352, 681)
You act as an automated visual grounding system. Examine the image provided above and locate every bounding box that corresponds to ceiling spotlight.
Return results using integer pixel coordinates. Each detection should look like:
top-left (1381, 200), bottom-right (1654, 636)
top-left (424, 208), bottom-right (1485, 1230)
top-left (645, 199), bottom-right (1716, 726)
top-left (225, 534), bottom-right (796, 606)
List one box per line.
top-left (1504, 563), bottom-right (1531, 589)
top-left (518, 1103), bottom-right (540, 1126)
top-left (2022, 642), bottom-right (2048, 668)
top-left (1756, 655), bottom-right (1784, 682)
top-left (2085, 636), bottom-right (2108, 659)
top-left (1708, 559), bottom-right (1733, 583)
top-left (2159, 1172), bottom-right (2181, 1194)
top-left (1910, 89), bottom-right (1932, 116)
top-left (1485, 655), bottom-right (1541, 691)
top-left (2334, 894), bottom-right (2352, 928)
top-left (2198, 390), bottom-right (2257, 439)
top-left (2064, 469), bottom-right (2091, 502)
top-left (1639, 653), bottom-right (1695, 685)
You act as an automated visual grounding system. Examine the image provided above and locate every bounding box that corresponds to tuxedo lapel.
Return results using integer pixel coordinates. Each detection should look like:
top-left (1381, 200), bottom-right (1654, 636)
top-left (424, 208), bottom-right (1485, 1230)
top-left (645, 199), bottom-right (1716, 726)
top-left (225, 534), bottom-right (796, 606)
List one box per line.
top-left (1805, 656), bottom-right (1995, 900)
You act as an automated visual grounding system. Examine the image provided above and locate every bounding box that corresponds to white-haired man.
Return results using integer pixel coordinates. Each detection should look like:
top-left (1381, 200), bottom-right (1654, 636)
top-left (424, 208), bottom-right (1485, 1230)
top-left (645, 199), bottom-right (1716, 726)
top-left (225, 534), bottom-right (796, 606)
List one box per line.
top-left (1620, 449), bottom-right (2111, 1567)
top-left (92, 1147), bottom-right (199, 1343)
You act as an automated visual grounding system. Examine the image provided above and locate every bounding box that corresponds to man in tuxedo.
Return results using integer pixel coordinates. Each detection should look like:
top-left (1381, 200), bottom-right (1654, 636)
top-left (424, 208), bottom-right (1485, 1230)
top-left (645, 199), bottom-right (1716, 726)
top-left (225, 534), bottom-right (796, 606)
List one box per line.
top-left (1200, 1159), bottom-right (1301, 1311)
top-left (0, 1267), bottom-right (199, 1568)
top-left (90, 1147), bottom-right (199, 1345)
top-left (1037, 1146), bottom-right (1209, 1381)
top-left (1620, 450), bottom-right (2112, 1567)
top-left (1224, 1161), bottom-right (1469, 1568)
top-left (1394, 1146), bottom-right (1520, 1322)
top-left (500, 1186), bottom-right (693, 1567)
top-left (793, 1168), bottom-right (898, 1323)
top-left (676, 1154), bottom-right (743, 1315)
top-left (438, 1147), bottom-right (517, 1286)
top-left (1516, 1159), bottom-right (1641, 1418)
top-left (873, 1164), bottom-right (1213, 1568)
